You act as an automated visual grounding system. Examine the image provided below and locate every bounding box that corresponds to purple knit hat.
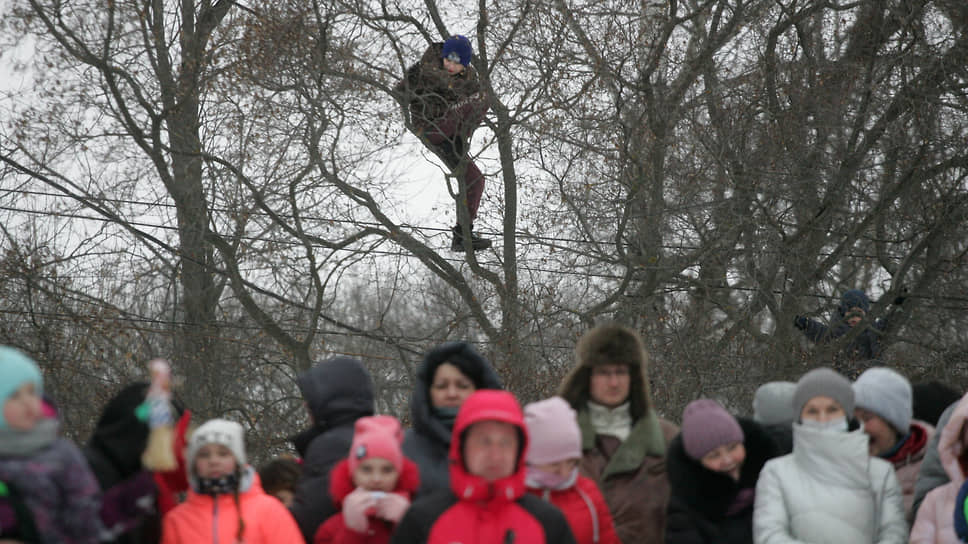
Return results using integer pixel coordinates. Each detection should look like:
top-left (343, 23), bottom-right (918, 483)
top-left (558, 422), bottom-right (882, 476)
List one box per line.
top-left (681, 399), bottom-right (744, 461)
top-left (524, 397), bottom-right (582, 465)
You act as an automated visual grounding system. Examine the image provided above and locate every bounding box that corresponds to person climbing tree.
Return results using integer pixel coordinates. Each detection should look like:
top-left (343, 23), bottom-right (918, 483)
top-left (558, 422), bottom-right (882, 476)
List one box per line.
top-left (395, 35), bottom-right (492, 252)
top-left (793, 288), bottom-right (906, 374)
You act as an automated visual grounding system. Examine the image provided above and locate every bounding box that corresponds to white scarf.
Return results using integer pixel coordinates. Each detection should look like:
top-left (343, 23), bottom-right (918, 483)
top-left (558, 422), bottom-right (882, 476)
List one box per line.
top-left (588, 401), bottom-right (632, 442)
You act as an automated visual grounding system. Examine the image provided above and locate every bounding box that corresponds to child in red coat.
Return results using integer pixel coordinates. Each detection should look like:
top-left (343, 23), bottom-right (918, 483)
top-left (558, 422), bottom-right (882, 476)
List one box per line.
top-left (314, 416), bottom-right (419, 544)
top-left (524, 397), bottom-right (621, 544)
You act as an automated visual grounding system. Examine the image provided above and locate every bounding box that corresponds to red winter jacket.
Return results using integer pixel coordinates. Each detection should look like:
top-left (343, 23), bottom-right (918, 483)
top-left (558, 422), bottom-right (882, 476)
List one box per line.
top-left (314, 457), bottom-right (420, 544)
top-left (390, 390), bottom-right (577, 544)
top-left (527, 475), bottom-right (620, 544)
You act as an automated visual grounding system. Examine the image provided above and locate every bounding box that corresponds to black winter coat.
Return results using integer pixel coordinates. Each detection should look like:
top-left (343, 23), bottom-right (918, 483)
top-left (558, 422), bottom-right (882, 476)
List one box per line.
top-left (83, 383), bottom-right (160, 544)
top-left (289, 356), bottom-right (374, 543)
top-left (665, 418), bottom-right (780, 544)
top-left (401, 342), bottom-right (502, 498)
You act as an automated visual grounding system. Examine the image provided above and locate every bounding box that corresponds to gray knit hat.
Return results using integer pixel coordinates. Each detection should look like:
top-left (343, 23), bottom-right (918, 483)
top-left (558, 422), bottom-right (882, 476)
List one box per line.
top-left (187, 418), bottom-right (247, 490)
top-left (853, 367), bottom-right (912, 433)
top-left (793, 367), bottom-right (854, 418)
top-left (753, 381), bottom-right (797, 425)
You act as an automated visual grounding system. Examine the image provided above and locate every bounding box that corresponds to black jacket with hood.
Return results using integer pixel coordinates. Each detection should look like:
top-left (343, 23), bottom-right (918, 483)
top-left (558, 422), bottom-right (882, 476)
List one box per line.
top-left (665, 418), bottom-right (780, 544)
top-left (289, 356), bottom-right (374, 543)
top-left (401, 341), bottom-right (502, 498)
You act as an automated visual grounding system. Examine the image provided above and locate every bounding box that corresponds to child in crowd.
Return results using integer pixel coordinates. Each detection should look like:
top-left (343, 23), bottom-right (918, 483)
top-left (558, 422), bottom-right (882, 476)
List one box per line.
top-left (258, 455), bottom-right (302, 508)
top-left (0, 345), bottom-right (101, 544)
top-left (523, 397), bottom-right (620, 544)
top-left (314, 415), bottom-right (418, 544)
top-left (161, 418), bottom-right (301, 544)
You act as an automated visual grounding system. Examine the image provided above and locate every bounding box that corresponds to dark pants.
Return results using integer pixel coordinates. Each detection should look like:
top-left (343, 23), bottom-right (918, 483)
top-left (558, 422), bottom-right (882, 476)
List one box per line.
top-left (421, 96), bottom-right (488, 222)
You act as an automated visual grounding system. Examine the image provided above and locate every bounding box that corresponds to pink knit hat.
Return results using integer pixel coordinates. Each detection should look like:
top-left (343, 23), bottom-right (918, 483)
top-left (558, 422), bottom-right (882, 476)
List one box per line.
top-left (681, 399), bottom-right (744, 461)
top-left (348, 415), bottom-right (404, 473)
top-left (524, 397), bottom-right (583, 465)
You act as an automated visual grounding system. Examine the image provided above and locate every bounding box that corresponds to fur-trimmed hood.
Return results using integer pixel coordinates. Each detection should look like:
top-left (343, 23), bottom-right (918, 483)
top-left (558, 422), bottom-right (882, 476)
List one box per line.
top-left (558, 324), bottom-right (653, 421)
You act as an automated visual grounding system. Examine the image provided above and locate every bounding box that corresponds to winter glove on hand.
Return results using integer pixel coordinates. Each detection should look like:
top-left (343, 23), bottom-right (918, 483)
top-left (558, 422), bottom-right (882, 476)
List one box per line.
top-left (893, 287), bottom-right (908, 306)
top-left (343, 488), bottom-right (376, 534)
top-left (794, 315), bottom-right (807, 330)
top-left (375, 493), bottom-right (411, 523)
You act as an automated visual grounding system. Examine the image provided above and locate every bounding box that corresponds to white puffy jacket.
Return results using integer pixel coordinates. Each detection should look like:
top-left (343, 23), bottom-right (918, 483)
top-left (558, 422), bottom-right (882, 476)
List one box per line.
top-left (753, 423), bottom-right (908, 544)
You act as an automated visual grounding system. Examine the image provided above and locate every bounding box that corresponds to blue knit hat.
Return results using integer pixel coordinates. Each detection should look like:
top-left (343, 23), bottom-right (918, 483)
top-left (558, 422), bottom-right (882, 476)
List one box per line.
top-left (955, 479), bottom-right (968, 541)
top-left (838, 289), bottom-right (870, 316)
top-left (0, 346), bottom-right (43, 428)
top-left (442, 35), bottom-right (473, 66)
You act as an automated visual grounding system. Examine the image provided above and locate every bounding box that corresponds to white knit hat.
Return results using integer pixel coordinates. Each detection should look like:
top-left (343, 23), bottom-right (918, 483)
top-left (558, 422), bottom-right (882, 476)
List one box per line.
top-left (187, 419), bottom-right (247, 469)
top-left (853, 367), bottom-right (913, 433)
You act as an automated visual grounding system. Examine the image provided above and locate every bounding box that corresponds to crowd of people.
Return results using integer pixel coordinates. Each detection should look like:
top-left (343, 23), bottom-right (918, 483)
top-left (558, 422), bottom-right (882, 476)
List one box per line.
top-left (1, 315), bottom-right (965, 543)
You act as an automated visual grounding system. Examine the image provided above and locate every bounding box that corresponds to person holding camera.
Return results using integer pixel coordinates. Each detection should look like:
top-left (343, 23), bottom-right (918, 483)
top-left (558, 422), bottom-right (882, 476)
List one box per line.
top-left (313, 416), bottom-right (419, 544)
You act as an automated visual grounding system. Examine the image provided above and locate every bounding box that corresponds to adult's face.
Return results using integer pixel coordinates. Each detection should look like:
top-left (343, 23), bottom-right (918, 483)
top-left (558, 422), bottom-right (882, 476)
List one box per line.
top-left (855, 408), bottom-right (899, 456)
top-left (430, 362), bottom-right (476, 409)
top-left (463, 420), bottom-right (519, 481)
top-left (800, 396), bottom-right (846, 423)
top-left (700, 442), bottom-right (746, 481)
top-left (589, 364), bottom-right (631, 408)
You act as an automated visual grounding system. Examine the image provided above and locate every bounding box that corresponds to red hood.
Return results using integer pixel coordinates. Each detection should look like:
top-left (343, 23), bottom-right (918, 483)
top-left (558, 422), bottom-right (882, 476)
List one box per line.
top-left (329, 457), bottom-right (420, 506)
top-left (448, 390), bottom-right (528, 504)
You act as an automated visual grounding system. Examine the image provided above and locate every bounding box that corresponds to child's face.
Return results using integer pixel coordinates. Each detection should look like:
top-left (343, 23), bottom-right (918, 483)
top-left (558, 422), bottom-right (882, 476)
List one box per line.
top-left (352, 457), bottom-right (399, 492)
top-left (3, 382), bottom-right (41, 431)
top-left (443, 58), bottom-right (465, 75)
top-left (194, 443), bottom-right (238, 479)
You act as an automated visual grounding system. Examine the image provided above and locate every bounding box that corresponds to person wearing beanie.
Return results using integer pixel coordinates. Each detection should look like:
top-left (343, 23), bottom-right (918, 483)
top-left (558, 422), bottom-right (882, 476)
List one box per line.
top-left (392, 390), bottom-right (576, 544)
top-left (666, 399), bottom-right (780, 544)
top-left (753, 367), bottom-right (907, 544)
top-left (557, 323), bottom-right (679, 544)
top-left (523, 397), bottom-right (620, 544)
top-left (395, 35), bottom-right (493, 253)
top-left (161, 418), bottom-right (301, 544)
top-left (290, 356), bottom-right (375, 542)
top-left (752, 381), bottom-right (797, 455)
top-left (402, 341), bottom-right (502, 498)
top-left (314, 415), bottom-right (419, 544)
top-left (0, 346), bottom-right (101, 544)
top-left (910, 392), bottom-right (968, 544)
top-left (854, 367), bottom-right (935, 521)
top-left (793, 288), bottom-right (905, 369)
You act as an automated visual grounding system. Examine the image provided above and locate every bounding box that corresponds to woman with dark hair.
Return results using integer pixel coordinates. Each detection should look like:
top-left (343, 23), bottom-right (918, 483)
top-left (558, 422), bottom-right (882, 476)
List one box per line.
top-left (402, 341), bottom-right (502, 497)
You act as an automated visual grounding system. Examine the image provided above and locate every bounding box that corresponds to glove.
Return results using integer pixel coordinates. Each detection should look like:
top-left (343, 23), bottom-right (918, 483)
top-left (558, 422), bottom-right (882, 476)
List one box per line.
top-left (375, 493), bottom-right (411, 523)
top-left (893, 287), bottom-right (908, 306)
top-left (342, 487), bottom-right (376, 533)
top-left (793, 315), bottom-right (807, 330)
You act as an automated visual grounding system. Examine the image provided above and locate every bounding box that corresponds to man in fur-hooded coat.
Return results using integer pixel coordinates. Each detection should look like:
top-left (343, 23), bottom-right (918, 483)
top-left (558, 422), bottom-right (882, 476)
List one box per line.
top-left (558, 324), bottom-right (679, 544)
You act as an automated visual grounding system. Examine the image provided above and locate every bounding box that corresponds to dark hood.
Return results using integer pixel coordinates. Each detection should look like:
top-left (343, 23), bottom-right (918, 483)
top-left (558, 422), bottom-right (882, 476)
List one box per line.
top-left (667, 418), bottom-right (780, 519)
top-left (410, 342), bottom-right (503, 447)
top-left (86, 382), bottom-right (182, 485)
top-left (838, 289), bottom-right (870, 316)
top-left (296, 356), bottom-right (374, 437)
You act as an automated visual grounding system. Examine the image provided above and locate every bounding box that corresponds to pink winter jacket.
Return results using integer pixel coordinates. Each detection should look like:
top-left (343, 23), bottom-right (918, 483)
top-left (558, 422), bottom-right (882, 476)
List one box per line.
top-left (910, 393), bottom-right (968, 544)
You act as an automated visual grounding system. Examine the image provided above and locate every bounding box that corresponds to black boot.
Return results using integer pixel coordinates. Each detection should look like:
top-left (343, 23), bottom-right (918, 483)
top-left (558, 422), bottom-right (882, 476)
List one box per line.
top-left (451, 224), bottom-right (492, 252)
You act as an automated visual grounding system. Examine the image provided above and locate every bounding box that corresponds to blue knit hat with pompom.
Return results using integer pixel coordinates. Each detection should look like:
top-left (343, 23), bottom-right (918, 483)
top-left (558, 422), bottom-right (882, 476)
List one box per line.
top-left (442, 35), bottom-right (473, 66)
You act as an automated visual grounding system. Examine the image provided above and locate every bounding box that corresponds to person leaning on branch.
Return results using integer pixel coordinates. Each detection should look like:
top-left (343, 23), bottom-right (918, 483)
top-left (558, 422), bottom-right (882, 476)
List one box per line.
top-left (395, 35), bottom-right (492, 252)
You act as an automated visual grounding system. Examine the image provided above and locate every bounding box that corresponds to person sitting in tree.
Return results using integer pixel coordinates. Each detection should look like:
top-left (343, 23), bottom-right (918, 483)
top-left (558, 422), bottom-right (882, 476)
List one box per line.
top-left (794, 288), bottom-right (906, 368)
top-left (395, 35), bottom-right (492, 252)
